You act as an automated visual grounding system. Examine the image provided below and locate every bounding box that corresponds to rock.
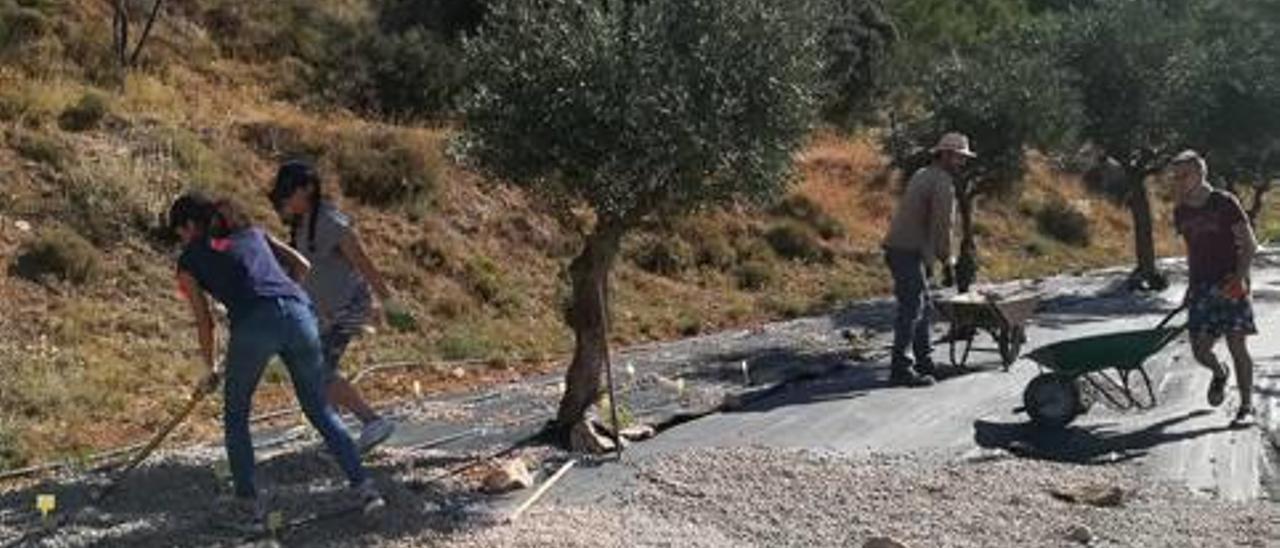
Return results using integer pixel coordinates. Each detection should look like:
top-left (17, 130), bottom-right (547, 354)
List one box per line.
top-left (1067, 524), bottom-right (1094, 544)
top-left (451, 367), bottom-right (467, 380)
top-left (481, 458), bottom-right (534, 494)
top-left (864, 537), bottom-right (909, 548)
top-left (619, 424), bottom-right (656, 441)
top-left (15, 220), bottom-right (31, 232)
top-left (570, 419), bottom-right (617, 454)
top-left (1050, 483), bottom-right (1127, 508)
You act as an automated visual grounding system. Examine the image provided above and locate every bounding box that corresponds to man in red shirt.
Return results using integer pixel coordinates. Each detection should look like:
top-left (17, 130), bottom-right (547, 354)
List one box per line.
top-left (1170, 150), bottom-right (1258, 426)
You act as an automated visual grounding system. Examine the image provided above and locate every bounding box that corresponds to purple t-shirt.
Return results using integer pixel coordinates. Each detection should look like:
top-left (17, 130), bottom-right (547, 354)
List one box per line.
top-left (178, 227), bottom-right (309, 323)
top-left (1174, 190), bottom-right (1248, 287)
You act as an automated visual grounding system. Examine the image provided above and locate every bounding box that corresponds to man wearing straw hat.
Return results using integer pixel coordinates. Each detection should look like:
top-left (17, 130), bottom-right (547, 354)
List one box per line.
top-left (881, 132), bottom-right (974, 387)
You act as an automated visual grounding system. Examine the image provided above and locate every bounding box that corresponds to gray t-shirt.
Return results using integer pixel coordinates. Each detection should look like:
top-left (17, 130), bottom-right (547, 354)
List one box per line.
top-left (294, 202), bottom-right (372, 333)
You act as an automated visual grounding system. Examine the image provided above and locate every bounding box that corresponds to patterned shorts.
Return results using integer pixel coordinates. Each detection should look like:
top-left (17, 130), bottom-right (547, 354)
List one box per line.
top-left (1187, 282), bottom-right (1257, 338)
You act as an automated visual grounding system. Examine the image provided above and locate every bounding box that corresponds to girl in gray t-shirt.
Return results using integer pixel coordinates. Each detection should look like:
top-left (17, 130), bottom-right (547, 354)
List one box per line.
top-left (270, 161), bottom-right (411, 452)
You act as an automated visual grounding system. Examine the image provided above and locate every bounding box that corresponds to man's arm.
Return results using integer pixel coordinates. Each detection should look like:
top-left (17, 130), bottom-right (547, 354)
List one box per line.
top-left (931, 176), bottom-right (956, 265)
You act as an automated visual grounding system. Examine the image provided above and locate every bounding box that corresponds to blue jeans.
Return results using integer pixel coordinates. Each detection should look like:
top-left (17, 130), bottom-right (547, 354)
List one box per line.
top-left (885, 247), bottom-right (932, 367)
top-left (223, 297), bottom-right (366, 498)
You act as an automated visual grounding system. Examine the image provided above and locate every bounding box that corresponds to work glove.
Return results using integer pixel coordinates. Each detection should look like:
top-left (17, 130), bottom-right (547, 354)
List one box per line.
top-left (1222, 276), bottom-right (1249, 301)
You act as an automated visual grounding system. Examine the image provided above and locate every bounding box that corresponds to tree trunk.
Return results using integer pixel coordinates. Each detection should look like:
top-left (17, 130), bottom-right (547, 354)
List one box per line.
top-left (556, 222), bottom-right (625, 435)
top-left (129, 0), bottom-right (166, 67)
top-left (1126, 172), bottom-right (1165, 290)
top-left (1248, 184), bottom-right (1270, 227)
top-left (112, 0), bottom-right (129, 68)
top-left (955, 181), bottom-right (978, 293)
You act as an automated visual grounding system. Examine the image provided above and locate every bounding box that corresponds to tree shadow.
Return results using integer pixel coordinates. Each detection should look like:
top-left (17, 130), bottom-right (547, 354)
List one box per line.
top-left (973, 409), bottom-right (1233, 466)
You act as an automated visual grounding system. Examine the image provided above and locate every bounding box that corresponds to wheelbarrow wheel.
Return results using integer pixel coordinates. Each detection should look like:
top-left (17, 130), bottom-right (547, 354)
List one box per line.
top-left (1024, 373), bottom-right (1082, 429)
top-left (998, 327), bottom-right (1025, 370)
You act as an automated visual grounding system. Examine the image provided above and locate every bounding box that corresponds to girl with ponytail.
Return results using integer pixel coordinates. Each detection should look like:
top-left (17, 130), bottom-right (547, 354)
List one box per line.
top-left (269, 161), bottom-right (407, 453)
top-left (167, 191), bottom-right (383, 532)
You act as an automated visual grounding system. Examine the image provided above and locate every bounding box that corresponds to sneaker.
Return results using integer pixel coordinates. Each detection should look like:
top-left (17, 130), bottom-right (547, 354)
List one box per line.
top-left (354, 479), bottom-right (386, 515)
top-left (1207, 372), bottom-right (1228, 407)
top-left (357, 418), bottom-right (395, 454)
top-left (914, 359), bottom-right (938, 378)
top-left (889, 366), bottom-right (936, 387)
top-left (216, 495), bottom-right (267, 534)
top-left (1232, 406), bottom-right (1256, 428)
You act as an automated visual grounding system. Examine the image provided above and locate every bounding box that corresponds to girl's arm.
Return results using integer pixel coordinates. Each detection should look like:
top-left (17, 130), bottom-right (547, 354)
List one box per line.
top-left (339, 230), bottom-right (393, 301)
top-left (178, 270), bottom-right (218, 379)
top-left (267, 232), bottom-right (312, 283)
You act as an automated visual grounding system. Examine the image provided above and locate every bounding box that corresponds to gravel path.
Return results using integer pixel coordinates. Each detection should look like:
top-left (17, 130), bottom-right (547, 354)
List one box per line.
top-left (430, 447), bottom-right (1280, 548)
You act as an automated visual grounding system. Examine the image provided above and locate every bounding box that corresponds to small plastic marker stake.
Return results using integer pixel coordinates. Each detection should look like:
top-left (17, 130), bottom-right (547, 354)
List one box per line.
top-left (676, 378), bottom-right (686, 396)
top-left (413, 380), bottom-right (423, 399)
top-left (36, 494), bottom-right (55, 517)
top-left (625, 362), bottom-right (636, 381)
top-left (267, 511), bottom-right (284, 536)
top-left (741, 361), bottom-right (751, 385)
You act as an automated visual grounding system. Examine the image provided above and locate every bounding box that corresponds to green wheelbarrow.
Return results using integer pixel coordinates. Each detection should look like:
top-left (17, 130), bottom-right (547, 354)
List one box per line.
top-left (1020, 306), bottom-right (1185, 428)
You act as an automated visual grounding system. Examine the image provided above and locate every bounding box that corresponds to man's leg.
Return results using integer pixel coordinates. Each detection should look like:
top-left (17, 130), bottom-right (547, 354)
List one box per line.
top-left (887, 250), bottom-right (925, 366)
top-left (912, 277), bottom-right (934, 370)
top-left (1225, 333), bottom-right (1254, 411)
top-left (1190, 331), bottom-right (1229, 407)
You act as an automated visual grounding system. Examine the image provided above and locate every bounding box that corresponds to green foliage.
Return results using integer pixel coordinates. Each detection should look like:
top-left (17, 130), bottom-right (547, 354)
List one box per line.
top-left (888, 18), bottom-right (1079, 196)
top-left (58, 91), bottom-right (110, 132)
top-left (770, 194), bottom-right (845, 239)
top-left (631, 236), bottom-right (694, 277)
top-left (375, 0), bottom-right (485, 38)
top-left (312, 25), bottom-right (466, 119)
top-left (12, 226), bottom-right (101, 285)
top-left (765, 221), bottom-right (832, 263)
top-left (461, 0), bottom-right (825, 226)
top-left (1035, 199), bottom-right (1090, 246)
top-left (818, 0), bottom-right (897, 127)
top-left (8, 128), bottom-right (69, 168)
top-left (333, 130), bottom-right (438, 207)
top-left (734, 259), bottom-right (776, 291)
top-left (1060, 1), bottom-right (1207, 173)
top-left (886, 0), bottom-right (1034, 65)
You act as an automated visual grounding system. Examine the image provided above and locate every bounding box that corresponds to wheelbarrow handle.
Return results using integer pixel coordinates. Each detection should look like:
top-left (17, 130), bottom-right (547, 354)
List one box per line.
top-left (1156, 303), bottom-right (1189, 330)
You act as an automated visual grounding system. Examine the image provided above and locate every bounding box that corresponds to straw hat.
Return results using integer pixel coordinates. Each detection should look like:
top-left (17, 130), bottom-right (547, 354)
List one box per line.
top-left (930, 132), bottom-right (977, 158)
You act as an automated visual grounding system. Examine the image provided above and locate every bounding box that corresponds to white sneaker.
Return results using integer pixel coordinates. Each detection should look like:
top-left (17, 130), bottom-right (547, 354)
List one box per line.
top-left (357, 418), bottom-right (395, 454)
top-left (354, 479), bottom-right (386, 515)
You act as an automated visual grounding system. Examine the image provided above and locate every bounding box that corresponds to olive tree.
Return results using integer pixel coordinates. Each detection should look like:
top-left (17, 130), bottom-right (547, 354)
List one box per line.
top-left (461, 0), bottom-right (825, 443)
top-left (887, 20), bottom-right (1079, 291)
top-left (1060, 0), bottom-right (1210, 291)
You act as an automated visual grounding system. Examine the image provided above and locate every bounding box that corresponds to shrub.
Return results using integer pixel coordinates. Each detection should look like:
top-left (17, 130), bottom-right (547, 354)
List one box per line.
top-left (734, 259), bottom-right (776, 291)
top-left (0, 420), bottom-right (24, 469)
top-left (771, 194), bottom-right (846, 239)
top-left (314, 26), bottom-right (467, 119)
top-left (59, 165), bottom-right (151, 245)
top-left (9, 129), bottom-right (69, 168)
top-left (12, 227), bottom-right (101, 284)
top-left (437, 325), bottom-right (496, 361)
top-left (333, 130), bottom-right (438, 208)
top-left (1036, 199), bottom-right (1090, 246)
top-left (631, 236), bottom-right (694, 277)
top-left (58, 91), bottom-right (110, 132)
top-left (765, 221), bottom-right (832, 263)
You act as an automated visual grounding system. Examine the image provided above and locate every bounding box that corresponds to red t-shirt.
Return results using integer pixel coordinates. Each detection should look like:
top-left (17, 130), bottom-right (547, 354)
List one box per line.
top-left (1174, 190), bottom-right (1248, 287)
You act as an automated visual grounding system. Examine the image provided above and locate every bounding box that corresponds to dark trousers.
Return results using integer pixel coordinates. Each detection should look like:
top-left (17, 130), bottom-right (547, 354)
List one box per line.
top-left (885, 247), bottom-right (932, 367)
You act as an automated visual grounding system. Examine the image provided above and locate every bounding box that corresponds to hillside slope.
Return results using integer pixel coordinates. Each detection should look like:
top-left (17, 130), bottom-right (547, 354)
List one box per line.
top-left (0, 0), bottom-right (1201, 465)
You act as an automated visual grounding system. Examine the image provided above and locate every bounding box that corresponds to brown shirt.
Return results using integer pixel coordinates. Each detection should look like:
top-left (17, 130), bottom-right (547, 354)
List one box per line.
top-left (1174, 189), bottom-right (1248, 287)
top-left (883, 165), bottom-right (955, 262)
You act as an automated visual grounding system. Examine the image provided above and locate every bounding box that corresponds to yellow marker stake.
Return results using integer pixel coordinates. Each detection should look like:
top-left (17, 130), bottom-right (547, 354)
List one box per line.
top-left (35, 494), bottom-right (55, 516)
top-left (267, 511), bottom-right (284, 536)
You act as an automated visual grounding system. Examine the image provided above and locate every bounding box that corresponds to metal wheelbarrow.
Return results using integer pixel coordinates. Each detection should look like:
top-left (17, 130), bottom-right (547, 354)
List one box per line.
top-left (1020, 306), bottom-right (1185, 428)
top-left (933, 291), bottom-right (1041, 370)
